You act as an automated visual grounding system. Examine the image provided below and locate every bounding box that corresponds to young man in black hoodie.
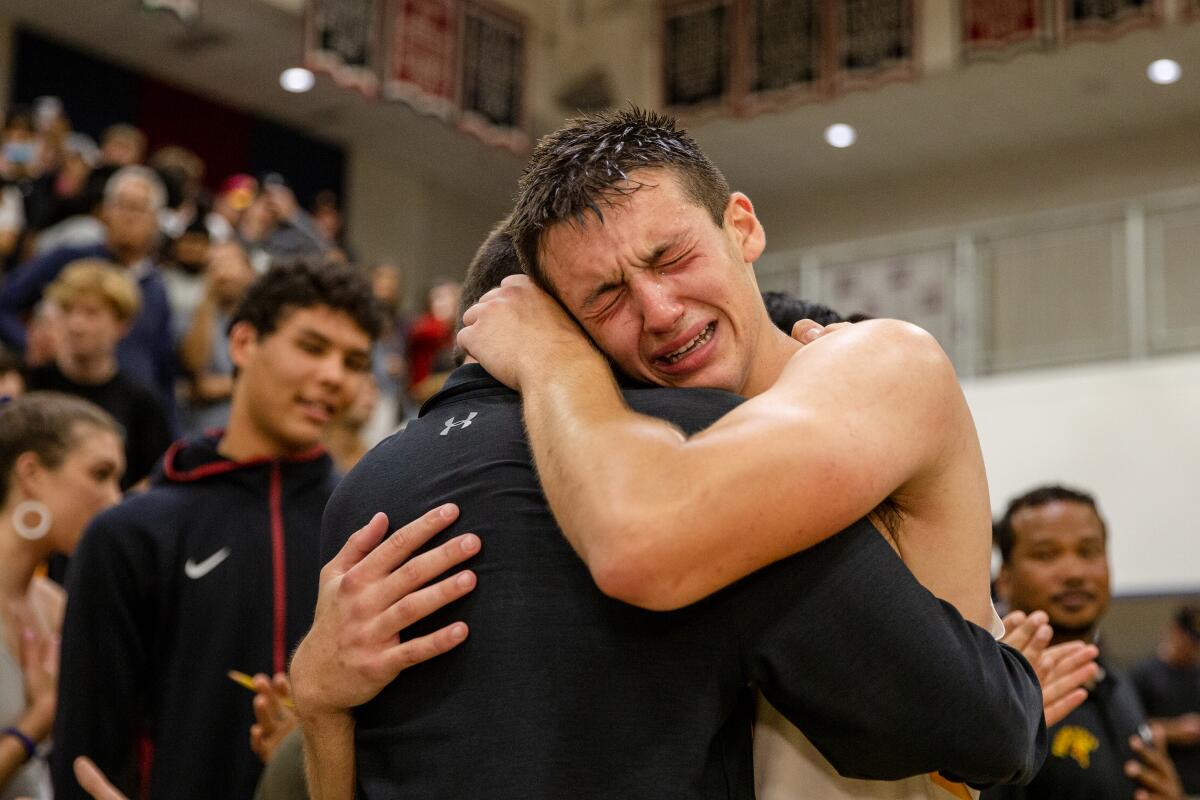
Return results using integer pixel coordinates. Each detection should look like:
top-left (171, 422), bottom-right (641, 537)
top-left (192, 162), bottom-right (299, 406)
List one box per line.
top-left (51, 260), bottom-right (382, 800)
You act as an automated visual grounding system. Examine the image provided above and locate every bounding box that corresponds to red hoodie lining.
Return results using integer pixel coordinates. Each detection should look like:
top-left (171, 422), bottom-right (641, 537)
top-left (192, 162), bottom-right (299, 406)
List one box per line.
top-left (161, 437), bottom-right (326, 483)
top-left (269, 463), bottom-right (287, 675)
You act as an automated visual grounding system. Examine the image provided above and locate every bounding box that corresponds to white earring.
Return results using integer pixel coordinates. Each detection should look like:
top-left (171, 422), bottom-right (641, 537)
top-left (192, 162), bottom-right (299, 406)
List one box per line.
top-left (12, 500), bottom-right (51, 541)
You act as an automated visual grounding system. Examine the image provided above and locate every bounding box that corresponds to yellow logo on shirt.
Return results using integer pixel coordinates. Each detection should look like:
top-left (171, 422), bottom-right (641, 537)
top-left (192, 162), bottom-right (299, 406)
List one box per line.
top-left (1051, 726), bottom-right (1099, 768)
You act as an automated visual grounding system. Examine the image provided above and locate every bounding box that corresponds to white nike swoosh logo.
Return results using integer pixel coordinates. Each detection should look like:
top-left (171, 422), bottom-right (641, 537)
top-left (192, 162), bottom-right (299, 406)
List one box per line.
top-left (185, 547), bottom-right (231, 579)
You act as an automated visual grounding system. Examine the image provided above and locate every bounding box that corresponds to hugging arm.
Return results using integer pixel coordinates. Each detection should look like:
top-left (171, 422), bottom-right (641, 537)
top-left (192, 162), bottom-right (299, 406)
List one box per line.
top-left (735, 521), bottom-right (1046, 787)
top-left (292, 507), bottom-right (479, 800)
top-left (509, 318), bottom-right (966, 611)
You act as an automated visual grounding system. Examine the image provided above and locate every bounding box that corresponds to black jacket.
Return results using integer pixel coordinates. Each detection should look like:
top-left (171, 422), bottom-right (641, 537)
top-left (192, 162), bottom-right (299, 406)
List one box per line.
top-left (326, 365), bottom-right (1046, 799)
top-left (51, 435), bottom-right (338, 800)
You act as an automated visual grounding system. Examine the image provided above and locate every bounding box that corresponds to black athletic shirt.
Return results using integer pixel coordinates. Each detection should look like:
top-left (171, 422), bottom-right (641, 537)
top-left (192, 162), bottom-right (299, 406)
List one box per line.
top-left (27, 362), bottom-right (172, 489)
top-left (1132, 656), bottom-right (1200, 793)
top-left (323, 364), bottom-right (1045, 800)
top-left (983, 657), bottom-right (1147, 800)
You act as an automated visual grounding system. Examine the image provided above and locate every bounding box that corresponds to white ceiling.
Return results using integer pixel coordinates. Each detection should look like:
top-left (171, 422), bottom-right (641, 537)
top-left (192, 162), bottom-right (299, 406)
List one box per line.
top-left (695, 21), bottom-right (1200, 201)
top-left (3, 0), bottom-right (1199, 212)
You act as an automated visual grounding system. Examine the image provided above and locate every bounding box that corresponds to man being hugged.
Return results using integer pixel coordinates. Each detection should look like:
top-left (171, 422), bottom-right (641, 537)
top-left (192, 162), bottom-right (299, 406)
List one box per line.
top-left (458, 108), bottom-right (1081, 797)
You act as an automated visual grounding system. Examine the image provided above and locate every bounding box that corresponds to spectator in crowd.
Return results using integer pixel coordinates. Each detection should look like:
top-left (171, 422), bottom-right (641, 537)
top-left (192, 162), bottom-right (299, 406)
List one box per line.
top-left (29, 164), bottom-right (115, 257)
top-left (0, 186), bottom-right (23, 267)
top-left (50, 260), bottom-right (381, 800)
top-left (0, 109), bottom-right (39, 268)
top-left (367, 261), bottom-right (410, 429)
top-left (237, 192), bottom-right (275, 273)
top-left (177, 240), bottom-right (256, 434)
top-left (1133, 606), bottom-right (1200, 796)
top-left (405, 277), bottom-right (459, 403)
top-left (24, 133), bottom-right (101, 237)
top-left (22, 301), bottom-right (60, 370)
top-left (310, 190), bottom-right (342, 246)
top-left (206, 174), bottom-right (257, 244)
top-left (1, 110), bottom-right (40, 185)
top-left (238, 176), bottom-right (327, 272)
top-left (0, 166), bottom-right (176, 414)
top-left (97, 125), bottom-right (145, 169)
top-left (311, 189), bottom-right (353, 264)
top-left (160, 218), bottom-right (212, 341)
top-left (29, 98), bottom-right (71, 181)
top-left (322, 375), bottom-right (379, 473)
top-left (148, 145), bottom-right (205, 240)
top-left (0, 349), bottom-right (23, 400)
top-left (0, 392), bottom-right (123, 799)
top-left (25, 261), bottom-right (171, 490)
top-left (985, 485), bottom-right (1185, 800)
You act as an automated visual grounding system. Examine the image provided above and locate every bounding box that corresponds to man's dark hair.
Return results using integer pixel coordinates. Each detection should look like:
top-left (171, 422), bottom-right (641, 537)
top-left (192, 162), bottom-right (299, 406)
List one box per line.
top-left (453, 220), bottom-right (524, 365)
top-left (457, 219), bottom-right (523, 326)
top-left (229, 260), bottom-right (383, 341)
top-left (509, 106), bottom-right (730, 292)
top-left (995, 484), bottom-right (1107, 564)
top-left (762, 291), bottom-right (845, 332)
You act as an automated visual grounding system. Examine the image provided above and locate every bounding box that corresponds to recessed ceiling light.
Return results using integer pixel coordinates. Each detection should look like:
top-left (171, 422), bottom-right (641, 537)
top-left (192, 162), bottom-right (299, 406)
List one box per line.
top-left (824, 123), bottom-right (857, 149)
top-left (1147, 59), bottom-right (1181, 85)
top-left (280, 67), bottom-right (316, 93)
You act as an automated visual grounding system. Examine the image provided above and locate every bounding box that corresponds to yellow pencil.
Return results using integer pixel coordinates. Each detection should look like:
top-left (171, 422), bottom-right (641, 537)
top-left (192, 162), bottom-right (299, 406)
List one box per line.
top-left (226, 670), bottom-right (295, 709)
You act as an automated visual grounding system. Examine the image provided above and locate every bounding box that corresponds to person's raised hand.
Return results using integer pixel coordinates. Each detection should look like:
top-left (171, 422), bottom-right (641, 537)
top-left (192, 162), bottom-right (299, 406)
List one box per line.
top-left (1000, 610), bottom-right (1053, 661)
top-left (1128, 724), bottom-right (1184, 800)
top-left (457, 274), bottom-right (599, 390)
top-left (1000, 610), bottom-right (1099, 726)
top-left (250, 671), bottom-right (297, 764)
top-left (1033, 641), bottom-right (1099, 726)
top-left (289, 507), bottom-right (479, 721)
top-left (12, 603), bottom-right (58, 742)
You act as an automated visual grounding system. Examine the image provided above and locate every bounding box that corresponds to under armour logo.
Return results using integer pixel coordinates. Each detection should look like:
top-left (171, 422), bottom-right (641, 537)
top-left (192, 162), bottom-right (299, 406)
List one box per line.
top-left (441, 412), bottom-right (478, 435)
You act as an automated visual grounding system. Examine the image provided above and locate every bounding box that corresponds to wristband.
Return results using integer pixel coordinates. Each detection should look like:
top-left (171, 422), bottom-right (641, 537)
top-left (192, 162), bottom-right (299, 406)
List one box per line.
top-left (2, 726), bottom-right (36, 762)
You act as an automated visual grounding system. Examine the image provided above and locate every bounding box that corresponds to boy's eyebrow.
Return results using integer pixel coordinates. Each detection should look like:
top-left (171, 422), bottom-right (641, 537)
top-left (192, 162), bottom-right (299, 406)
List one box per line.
top-left (296, 327), bottom-right (332, 345)
top-left (582, 275), bottom-right (625, 310)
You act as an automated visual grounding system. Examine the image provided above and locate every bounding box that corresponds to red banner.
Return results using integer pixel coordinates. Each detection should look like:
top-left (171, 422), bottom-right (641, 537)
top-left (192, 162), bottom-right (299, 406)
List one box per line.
top-left (964, 0), bottom-right (1045, 55)
top-left (384, 0), bottom-right (460, 119)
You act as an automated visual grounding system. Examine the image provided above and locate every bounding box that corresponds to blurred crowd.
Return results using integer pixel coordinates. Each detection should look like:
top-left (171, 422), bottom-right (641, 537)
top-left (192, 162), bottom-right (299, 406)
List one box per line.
top-left (0, 96), bottom-right (463, 479)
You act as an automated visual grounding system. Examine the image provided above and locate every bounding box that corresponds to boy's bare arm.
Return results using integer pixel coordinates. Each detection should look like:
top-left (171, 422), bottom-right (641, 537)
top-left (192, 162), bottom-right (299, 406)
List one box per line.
top-left (461, 281), bottom-right (977, 613)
